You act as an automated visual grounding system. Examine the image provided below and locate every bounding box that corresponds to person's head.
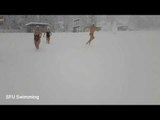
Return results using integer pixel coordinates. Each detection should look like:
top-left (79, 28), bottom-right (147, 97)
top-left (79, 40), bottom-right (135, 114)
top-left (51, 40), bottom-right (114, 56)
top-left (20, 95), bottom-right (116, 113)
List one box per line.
top-left (35, 25), bottom-right (40, 30)
top-left (47, 26), bottom-right (50, 31)
top-left (92, 24), bottom-right (95, 27)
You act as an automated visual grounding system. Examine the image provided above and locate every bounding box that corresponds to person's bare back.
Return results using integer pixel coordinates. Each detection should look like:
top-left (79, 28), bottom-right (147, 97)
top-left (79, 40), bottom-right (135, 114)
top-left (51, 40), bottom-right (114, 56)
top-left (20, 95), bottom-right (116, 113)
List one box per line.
top-left (33, 26), bottom-right (42, 49)
top-left (86, 24), bottom-right (96, 45)
top-left (90, 24), bottom-right (96, 34)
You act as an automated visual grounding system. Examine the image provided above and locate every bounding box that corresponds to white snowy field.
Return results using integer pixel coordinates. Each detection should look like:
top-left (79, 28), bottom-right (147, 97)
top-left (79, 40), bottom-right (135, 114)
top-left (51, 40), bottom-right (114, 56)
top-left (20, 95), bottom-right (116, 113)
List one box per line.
top-left (0, 31), bottom-right (160, 105)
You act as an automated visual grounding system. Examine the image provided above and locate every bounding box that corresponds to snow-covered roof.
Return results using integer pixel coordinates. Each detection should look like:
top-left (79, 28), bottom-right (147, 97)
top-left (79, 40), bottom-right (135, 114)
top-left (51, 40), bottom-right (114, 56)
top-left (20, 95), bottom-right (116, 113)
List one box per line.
top-left (73, 18), bottom-right (80, 21)
top-left (25, 22), bottom-right (49, 26)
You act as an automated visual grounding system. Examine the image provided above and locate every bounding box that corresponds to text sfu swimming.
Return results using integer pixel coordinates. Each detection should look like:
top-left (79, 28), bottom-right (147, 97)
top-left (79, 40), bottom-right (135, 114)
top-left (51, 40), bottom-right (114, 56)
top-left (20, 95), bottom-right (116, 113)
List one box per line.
top-left (6, 95), bottom-right (39, 100)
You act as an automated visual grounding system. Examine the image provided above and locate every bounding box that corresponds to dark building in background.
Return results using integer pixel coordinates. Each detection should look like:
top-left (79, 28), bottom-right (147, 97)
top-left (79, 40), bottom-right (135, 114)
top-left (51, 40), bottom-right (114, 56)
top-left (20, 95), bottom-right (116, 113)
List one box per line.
top-left (67, 15), bottom-right (98, 32)
top-left (73, 18), bottom-right (80, 32)
top-left (0, 16), bottom-right (4, 25)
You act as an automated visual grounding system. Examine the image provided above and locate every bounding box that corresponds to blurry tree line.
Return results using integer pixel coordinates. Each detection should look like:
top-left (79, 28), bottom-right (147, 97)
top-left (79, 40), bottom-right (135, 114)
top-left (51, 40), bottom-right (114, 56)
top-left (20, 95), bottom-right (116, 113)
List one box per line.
top-left (1, 15), bottom-right (160, 32)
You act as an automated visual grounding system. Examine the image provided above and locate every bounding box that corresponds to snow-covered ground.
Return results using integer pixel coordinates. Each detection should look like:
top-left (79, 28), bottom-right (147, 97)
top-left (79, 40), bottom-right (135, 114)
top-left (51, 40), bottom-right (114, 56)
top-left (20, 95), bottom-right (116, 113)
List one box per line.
top-left (0, 31), bottom-right (160, 105)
